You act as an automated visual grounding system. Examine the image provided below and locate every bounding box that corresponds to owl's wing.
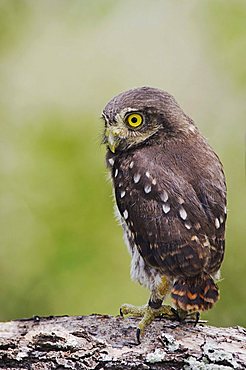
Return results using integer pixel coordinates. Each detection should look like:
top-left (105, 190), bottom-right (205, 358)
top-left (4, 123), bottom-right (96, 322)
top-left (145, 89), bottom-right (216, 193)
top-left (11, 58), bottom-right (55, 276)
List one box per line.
top-left (111, 150), bottom-right (226, 278)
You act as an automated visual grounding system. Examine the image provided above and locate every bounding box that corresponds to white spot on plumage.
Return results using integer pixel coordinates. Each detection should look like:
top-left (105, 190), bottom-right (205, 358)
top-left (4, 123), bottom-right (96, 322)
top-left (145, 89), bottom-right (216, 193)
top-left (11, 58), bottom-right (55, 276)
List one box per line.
top-left (160, 190), bottom-right (168, 202)
top-left (179, 207), bottom-right (187, 220)
top-left (203, 236), bottom-right (210, 247)
top-left (120, 190), bottom-right (126, 198)
top-left (119, 182), bottom-right (123, 187)
top-left (114, 168), bottom-right (118, 178)
top-left (215, 218), bottom-right (220, 229)
top-left (178, 197), bottom-right (185, 204)
top-left (133, 173), bottom-right (141, 183)
top-left (129, 161), bottom-right (134, 169)
top-left (191, 235), bottom-right (199, 242)
top-left (123, 210), bottom-right (128, 220)
top-left (188, 125), bottom-right (196, 133)
top-left (213, 269), bottom-right (221, 281)
top-left (152, 178), bottom-right (157, 185)
top-left (145, 171), bottom-right (150, 178)
top-left (185, 222), bottom-right (191, 230)
top-left (219, 215), bottom-right (224, 224)
top-left (108, 158), bottom-right (114, 166)
top-left (224, 206), bottom-right (227, 214)
top-left (162, 203), bottom-right (170, 214)
top-left (144, 185), bottom-right (151, 194)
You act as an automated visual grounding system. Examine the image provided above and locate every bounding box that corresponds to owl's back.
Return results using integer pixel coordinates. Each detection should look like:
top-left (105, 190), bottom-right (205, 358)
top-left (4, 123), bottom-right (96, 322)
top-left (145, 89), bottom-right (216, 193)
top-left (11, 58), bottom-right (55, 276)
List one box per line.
top-left (108, 128), bottom-right (226, 280)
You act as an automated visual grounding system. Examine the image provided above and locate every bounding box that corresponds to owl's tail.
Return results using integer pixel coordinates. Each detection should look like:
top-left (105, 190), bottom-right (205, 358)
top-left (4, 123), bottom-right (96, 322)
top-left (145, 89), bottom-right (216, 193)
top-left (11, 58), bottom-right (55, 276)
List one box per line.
top-left (171, 273), bottom-right (219, 312)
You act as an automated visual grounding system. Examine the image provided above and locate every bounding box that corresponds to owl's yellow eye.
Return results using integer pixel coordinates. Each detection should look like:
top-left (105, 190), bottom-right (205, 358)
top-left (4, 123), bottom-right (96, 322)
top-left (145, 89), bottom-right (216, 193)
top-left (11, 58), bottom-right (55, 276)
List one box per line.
top-left (126, 113), bottom-right (143, 128)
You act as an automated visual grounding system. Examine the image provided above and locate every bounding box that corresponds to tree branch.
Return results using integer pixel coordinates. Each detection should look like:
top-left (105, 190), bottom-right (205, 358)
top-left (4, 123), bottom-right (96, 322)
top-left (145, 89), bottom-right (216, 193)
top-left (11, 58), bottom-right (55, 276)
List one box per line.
top-left (0, 314), bottom-right (245, 369)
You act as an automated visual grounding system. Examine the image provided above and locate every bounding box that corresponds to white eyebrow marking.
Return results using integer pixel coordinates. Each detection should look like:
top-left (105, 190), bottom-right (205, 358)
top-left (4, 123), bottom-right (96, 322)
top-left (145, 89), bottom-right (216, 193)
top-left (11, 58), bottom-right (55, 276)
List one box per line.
top-left (101, 112), bottom-right (109, 122)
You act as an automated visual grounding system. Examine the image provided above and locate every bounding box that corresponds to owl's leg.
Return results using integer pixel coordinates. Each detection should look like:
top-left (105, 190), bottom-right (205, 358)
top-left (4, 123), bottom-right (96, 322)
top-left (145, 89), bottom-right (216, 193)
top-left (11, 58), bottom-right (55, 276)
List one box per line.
top-left (120, 276), bottom-right (177, 343)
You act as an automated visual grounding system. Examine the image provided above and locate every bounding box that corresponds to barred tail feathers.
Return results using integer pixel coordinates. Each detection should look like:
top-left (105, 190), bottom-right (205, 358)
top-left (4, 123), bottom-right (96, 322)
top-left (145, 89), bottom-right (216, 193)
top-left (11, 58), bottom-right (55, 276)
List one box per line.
top-left (171, 273), bottom-right (219, 312)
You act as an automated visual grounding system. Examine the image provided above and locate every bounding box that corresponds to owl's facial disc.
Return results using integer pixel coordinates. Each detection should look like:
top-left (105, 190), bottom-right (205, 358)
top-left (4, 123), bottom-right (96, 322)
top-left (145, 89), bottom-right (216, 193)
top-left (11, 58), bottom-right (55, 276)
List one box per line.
top-left (102, 107), bottom-right (159, 153)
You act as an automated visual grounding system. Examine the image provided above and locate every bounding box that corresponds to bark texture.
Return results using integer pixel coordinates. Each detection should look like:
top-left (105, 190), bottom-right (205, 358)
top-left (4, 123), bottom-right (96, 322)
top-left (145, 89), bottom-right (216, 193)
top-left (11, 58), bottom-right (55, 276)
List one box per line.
top-left (0, 314), bottom-right (245, 369)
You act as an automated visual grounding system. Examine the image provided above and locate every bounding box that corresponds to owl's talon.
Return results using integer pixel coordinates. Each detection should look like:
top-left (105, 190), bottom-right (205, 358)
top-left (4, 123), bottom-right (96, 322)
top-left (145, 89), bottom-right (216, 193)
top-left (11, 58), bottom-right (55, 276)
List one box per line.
top-left (194, 311), bottom-right (200, 326)
top-left (119, 303), bottom-right (177, 343)
top-left (175, 308), bottom-right (189, 321)
top-left (136, 328), bottom-right (141, 344)
top-left (119, 303), bottom-right (147, 318)
top-left (175, 308), bottom-right (201, 324)
top-left (169, 307), bottom-right (181, 321)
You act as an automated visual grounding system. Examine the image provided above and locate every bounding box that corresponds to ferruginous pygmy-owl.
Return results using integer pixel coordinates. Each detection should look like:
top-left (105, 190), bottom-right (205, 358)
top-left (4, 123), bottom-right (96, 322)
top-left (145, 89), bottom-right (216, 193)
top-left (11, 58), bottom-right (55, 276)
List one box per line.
top-left (101, 87), bottom-right (226, 342)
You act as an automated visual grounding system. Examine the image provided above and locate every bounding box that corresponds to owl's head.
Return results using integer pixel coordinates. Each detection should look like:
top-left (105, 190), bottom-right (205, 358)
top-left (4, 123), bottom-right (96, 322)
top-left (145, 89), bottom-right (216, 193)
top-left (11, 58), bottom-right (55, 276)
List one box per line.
top-left (102, 87), bottom-right (195, 153)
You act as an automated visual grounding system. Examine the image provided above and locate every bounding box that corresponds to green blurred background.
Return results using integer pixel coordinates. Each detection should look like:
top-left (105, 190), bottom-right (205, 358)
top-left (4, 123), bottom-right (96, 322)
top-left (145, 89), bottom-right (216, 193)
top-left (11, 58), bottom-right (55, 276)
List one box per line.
top-left (0, 0), bottom-right (245, 327)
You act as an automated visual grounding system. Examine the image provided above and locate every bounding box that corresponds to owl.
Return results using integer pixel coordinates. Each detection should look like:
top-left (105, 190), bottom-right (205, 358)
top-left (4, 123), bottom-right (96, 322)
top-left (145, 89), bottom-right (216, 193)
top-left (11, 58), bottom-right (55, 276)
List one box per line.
top-left (102, 87), bottom-right (226, 343)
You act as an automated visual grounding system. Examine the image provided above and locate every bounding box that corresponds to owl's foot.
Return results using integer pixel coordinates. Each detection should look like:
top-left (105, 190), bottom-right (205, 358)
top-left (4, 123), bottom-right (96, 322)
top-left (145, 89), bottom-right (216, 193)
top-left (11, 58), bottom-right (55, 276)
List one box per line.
top-left (120, 303), bottom-right (176, 344)
top-left (175, 308), bottom-right (200, 326)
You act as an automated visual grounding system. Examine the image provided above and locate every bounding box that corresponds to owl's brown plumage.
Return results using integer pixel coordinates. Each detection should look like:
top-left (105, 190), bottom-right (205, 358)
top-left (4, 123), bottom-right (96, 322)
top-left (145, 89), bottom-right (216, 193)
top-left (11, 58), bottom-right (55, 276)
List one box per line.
top-left (102, 87), bottom-right (226, 314)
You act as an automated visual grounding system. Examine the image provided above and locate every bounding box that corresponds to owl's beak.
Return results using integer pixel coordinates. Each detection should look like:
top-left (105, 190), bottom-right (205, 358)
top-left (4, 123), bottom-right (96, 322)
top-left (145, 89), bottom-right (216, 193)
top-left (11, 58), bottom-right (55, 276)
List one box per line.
top-left (104, 127), bottom-right (121, 153)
